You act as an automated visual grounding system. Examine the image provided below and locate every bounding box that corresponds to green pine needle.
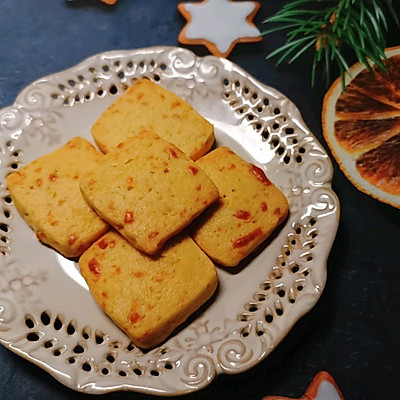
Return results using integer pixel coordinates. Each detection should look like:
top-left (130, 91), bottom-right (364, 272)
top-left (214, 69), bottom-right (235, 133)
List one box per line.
top-left (262, 0), bottom-right (398, 88)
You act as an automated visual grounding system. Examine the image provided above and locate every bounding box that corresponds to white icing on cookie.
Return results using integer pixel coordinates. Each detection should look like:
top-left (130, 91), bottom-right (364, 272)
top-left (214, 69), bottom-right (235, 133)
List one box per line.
top-left (315, 380), bottom-right (342, 400)
top-left (183, 0), bottom-right (261, 54)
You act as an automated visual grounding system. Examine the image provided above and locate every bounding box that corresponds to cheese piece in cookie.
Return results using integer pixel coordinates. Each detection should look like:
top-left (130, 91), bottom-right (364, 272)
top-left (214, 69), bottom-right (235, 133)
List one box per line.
top-left (79, 230), bottom-right (218, 349)
top-left (190, 147), bottom-right (289, 267)
top-left (91, 78), bottom-right (215, 160)
top-left (6, 137), bottom-right (109, 258)
top-left (80, 130), bottom-right (219, 255)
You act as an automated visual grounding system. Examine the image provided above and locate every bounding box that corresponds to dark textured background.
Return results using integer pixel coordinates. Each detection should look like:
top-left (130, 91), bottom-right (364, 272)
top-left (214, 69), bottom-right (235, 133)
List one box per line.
top-left (0, 1), bottom-right (399, 399)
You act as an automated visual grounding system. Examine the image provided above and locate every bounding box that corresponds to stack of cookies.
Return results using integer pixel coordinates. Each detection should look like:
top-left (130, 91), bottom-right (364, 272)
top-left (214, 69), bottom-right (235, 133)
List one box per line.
top-left (6, 79), bottom-right (289, 349)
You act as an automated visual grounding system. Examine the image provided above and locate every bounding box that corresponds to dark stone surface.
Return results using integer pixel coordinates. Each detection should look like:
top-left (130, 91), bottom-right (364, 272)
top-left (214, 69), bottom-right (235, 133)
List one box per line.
top-left (0, 1), bottom-right (399, 399)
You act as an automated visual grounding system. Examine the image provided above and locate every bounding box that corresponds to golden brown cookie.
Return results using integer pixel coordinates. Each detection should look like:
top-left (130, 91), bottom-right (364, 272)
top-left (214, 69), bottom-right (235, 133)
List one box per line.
top-left (6, 137), bottom-right (109, 258)
top-left (80, 130), bottom-right (219, 255)
top-left (91, 78), bottom-right (215, 160)
top-left (190, 147), bottom-right (289, 267)
top-left (79, 230), bottom-right (218, 349)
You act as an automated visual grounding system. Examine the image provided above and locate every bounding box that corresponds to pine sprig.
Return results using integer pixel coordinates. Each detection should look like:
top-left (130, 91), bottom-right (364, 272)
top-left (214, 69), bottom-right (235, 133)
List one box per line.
top-left (262, 0), bottom-right (399, 88)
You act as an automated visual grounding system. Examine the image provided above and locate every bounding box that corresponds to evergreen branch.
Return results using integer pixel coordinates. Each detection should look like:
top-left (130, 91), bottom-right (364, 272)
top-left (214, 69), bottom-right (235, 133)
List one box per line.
top-left (288, 39), bottom-right (316, 64)
top-left (267, 36), bottom-right (316, 64)
top-left (262, 0), bottom-right (399, 87)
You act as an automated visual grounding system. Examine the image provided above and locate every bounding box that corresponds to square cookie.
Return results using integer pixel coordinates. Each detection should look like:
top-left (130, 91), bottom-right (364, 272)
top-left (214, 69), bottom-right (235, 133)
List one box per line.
top-left (190, 147), bottom-right (289, 267)
top-left (6, 137), bottom-right (109, 258)
top-left (91, 78), bottom-right (215, 160)
top-left (79, 230), bottom-right (218, 349)
top-left (80, 130), bottom-right (219, 255)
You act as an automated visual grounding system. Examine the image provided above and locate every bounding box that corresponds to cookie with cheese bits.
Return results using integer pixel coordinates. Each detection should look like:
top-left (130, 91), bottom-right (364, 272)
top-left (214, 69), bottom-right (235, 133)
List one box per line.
top-left (6, 137), bottom-right (109, 258)
top-left (80, 130), bottom-right (219, 255)
top-left (190, 146), bottom-right (288, 267)
top-left (79, 230), bottom-right (218, 349)
top-left (91, 78), bottom-right (215, 161)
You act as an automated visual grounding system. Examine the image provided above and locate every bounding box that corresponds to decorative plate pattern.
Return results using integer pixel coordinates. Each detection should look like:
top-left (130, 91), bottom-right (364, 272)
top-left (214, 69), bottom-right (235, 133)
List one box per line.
top-left (0, 47), bottom-right (339, 396)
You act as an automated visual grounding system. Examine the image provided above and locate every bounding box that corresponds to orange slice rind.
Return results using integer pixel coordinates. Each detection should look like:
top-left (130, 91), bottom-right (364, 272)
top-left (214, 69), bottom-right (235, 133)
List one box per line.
top-left (322, 46), bottom-right (400, 209)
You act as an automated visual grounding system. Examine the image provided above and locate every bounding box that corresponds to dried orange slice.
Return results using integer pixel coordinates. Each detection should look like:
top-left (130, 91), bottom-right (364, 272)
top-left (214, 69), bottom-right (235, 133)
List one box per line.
top-left (322, 46), bottom-right (400, 208)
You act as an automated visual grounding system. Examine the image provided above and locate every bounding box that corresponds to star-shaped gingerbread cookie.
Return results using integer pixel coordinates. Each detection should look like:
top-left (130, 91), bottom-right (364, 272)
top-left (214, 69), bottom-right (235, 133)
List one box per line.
top-left (263, 371), bottom-right (345, 400)
top-left (178, 0), bottom-right (262, 58)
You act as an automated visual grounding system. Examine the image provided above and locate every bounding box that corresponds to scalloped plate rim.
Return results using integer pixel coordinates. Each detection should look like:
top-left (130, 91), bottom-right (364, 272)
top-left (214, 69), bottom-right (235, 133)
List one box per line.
top-left (0, 46), bottom-right (340, 396)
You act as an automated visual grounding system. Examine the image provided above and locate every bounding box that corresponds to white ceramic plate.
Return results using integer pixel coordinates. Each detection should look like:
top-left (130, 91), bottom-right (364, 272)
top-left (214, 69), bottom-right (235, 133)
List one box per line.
top-left (0, 47), bottom-right (339, 396)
